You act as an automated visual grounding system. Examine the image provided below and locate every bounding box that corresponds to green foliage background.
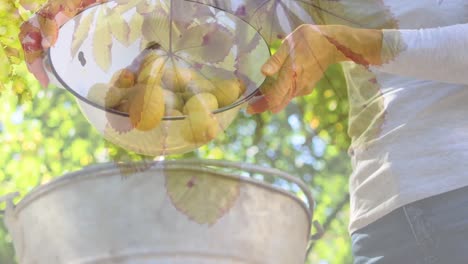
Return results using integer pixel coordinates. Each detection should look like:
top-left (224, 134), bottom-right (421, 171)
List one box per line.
top-left (0, 1), bottom-right (353, 263)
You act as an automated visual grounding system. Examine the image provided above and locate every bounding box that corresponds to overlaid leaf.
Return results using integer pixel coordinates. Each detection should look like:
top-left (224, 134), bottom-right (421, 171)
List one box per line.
top-left (108, 10), bottom-right (130, 46)
top-left (234, 19), bottom-right (262, 58)
top-left (309, 0), bottom-right (398, 29)
top-left (129, 58), bottom-right (166, 131)
top-left (165, 169), bottom-right (240, 225)
top-left (37, 15), bottom-right (58, 48)
top-left (251, 1), bottom-right (313, 43)
top-left (129, 84), bottom-right (165, 131)
top-left (112, 0), bottom-right (140, 14)
top-left (136, 0), bottom-right (155, 14)
top-left (141, 8), bottom-right (171, 51)
top-left (93, 6), bottom-right (112, 71)
top-left (175, 23), bottom-right (233, 63)
top-left (19, 21), bottom-right (43, 64)
top-left (62, 0), bottom-right (83, 17)
top-left (128, 12), bottom-right (143, 45)
top-left (71, 9), bottom-right (97, 57)
top-left (168, 0), bottom-right (207, 28)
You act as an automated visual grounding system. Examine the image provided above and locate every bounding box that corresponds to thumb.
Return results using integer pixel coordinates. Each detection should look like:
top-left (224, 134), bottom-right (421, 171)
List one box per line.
top-left (247, 95), bottom-right (269, 114)
top-left (261, 43), bottom-right (289, 76)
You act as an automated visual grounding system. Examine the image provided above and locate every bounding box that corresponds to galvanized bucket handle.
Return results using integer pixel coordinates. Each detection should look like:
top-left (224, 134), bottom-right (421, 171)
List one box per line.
top-left (0, 192), bottom-right (19, 210)
top-left (153, 159), bottom-right (324, 242)
top-left (0, 192), bottom-right (20, 238)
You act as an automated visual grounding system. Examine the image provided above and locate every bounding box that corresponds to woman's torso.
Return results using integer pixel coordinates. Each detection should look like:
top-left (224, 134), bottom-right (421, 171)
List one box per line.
top-left (313, 0), bottom-right (468, 232)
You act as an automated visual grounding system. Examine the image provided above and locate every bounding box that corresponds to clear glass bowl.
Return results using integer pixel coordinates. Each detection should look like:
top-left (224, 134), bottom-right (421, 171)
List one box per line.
top-left (46, 0), bottom-right (270, 156)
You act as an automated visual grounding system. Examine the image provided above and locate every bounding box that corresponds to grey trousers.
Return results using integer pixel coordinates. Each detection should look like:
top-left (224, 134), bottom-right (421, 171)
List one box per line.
top-left (351, 186), bottom-right (468, 264)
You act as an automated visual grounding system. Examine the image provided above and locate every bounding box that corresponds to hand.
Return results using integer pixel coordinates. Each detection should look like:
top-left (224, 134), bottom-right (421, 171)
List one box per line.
top-left (247, 24), bottom-right (383, 114)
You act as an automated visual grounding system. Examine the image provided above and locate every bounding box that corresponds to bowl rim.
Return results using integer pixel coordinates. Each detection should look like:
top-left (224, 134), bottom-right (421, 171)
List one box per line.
top-left (47, 0), bottom-right (272, 121)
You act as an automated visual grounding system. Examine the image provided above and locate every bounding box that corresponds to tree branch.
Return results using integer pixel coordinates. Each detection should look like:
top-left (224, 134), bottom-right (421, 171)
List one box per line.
top-left (306, 192), bottom-right (350, 257)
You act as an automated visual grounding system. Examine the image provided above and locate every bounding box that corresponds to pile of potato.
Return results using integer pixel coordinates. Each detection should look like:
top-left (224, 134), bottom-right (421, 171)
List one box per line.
top-left (87, 49), bottom-right (246, 144)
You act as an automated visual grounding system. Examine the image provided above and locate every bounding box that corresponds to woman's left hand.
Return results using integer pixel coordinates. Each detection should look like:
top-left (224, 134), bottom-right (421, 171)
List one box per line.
top-left (247, 24), bottom-right (384, 114)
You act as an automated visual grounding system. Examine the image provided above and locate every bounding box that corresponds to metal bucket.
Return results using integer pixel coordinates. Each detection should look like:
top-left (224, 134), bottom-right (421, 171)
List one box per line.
top-left (2, 160), bottom-right (321, 264)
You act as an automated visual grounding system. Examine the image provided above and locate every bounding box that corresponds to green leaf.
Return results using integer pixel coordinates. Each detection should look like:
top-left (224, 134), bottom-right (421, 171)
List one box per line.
top-left (0, 46), bottom-right (11, 82)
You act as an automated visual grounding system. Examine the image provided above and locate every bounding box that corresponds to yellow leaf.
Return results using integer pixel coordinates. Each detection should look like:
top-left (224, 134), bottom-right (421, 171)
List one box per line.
top-left (93, 7), bottom-right (112, 71)
top-left (129, 83), bottom-right (165, 131)
top-left (165, 169), bottom-right (240, 225)
top-left (112, 0), bottom-right (140, 14)
top-left (71, 9), bottom-right (96, 57)
top-left (141, 8), bottom-right (171, 50)
top-left (128, 12), bottom-right (143, 45)
top-left (109, 11), bottom-right (130, 46)
top-left (136, 0), bottom-right (155, 14)
top-left (129, 58), bottom-right (166, 131)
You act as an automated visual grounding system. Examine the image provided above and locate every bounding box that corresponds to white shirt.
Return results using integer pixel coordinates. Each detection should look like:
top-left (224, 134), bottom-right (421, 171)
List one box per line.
top-left (342, 0), bottom-right (468, 233)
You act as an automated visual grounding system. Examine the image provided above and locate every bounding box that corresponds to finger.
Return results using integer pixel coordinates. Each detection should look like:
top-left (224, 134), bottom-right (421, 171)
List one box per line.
top-left (263, 66), bottom-right (296, 113)
top-left (295, 60), bottom-right (330, 97)
top-left (247, 77), bottom-right (284, 114)
top-left (249, 72), bottom-right (295, 114)
top-left (247, 76), bottom-right (280, 114)
top-left (295, 82), bottom-right (315, 96)
top-left (261, 42), bottom-right (290, 76)
top-left (270, 69), bottom-right (296, 113)
top-left (247, 95), bottom-right (269, 114)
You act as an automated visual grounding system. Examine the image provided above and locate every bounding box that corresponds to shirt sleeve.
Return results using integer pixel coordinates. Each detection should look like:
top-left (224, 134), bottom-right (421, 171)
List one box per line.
top-left (375, 23), bottom-right (468, 85)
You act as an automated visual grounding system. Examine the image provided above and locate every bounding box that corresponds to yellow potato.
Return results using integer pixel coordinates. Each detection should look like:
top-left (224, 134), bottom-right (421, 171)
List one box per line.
top-left (165, 109), bottom-right (183, 117)
top-left (163, 89), bottom-right (184, 112)
top-left (186, 78), bottom-right (216, 94)
top-left (183, 92), bottom-right (219, 114)
top-left (87, 83), bottom-right (124, 108)
top-left (179, 91), bottom-right (196, 102)
top-left (181, 110), bottom-right (220, 144)
top-left (110, 69), bottom-right (136, 89)
top-left (211, 79), bottom-right (241, 108)
top-left (137, 53), bottom-right (165, 84)
top-left (162, 66), bottom-right (194, 92)
top-left (114, 99), bottom-right (132, 113)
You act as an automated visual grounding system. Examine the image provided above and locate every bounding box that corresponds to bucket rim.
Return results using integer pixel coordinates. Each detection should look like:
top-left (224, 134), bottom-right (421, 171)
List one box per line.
top-left (13, 160), bottom-right (315, 229)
